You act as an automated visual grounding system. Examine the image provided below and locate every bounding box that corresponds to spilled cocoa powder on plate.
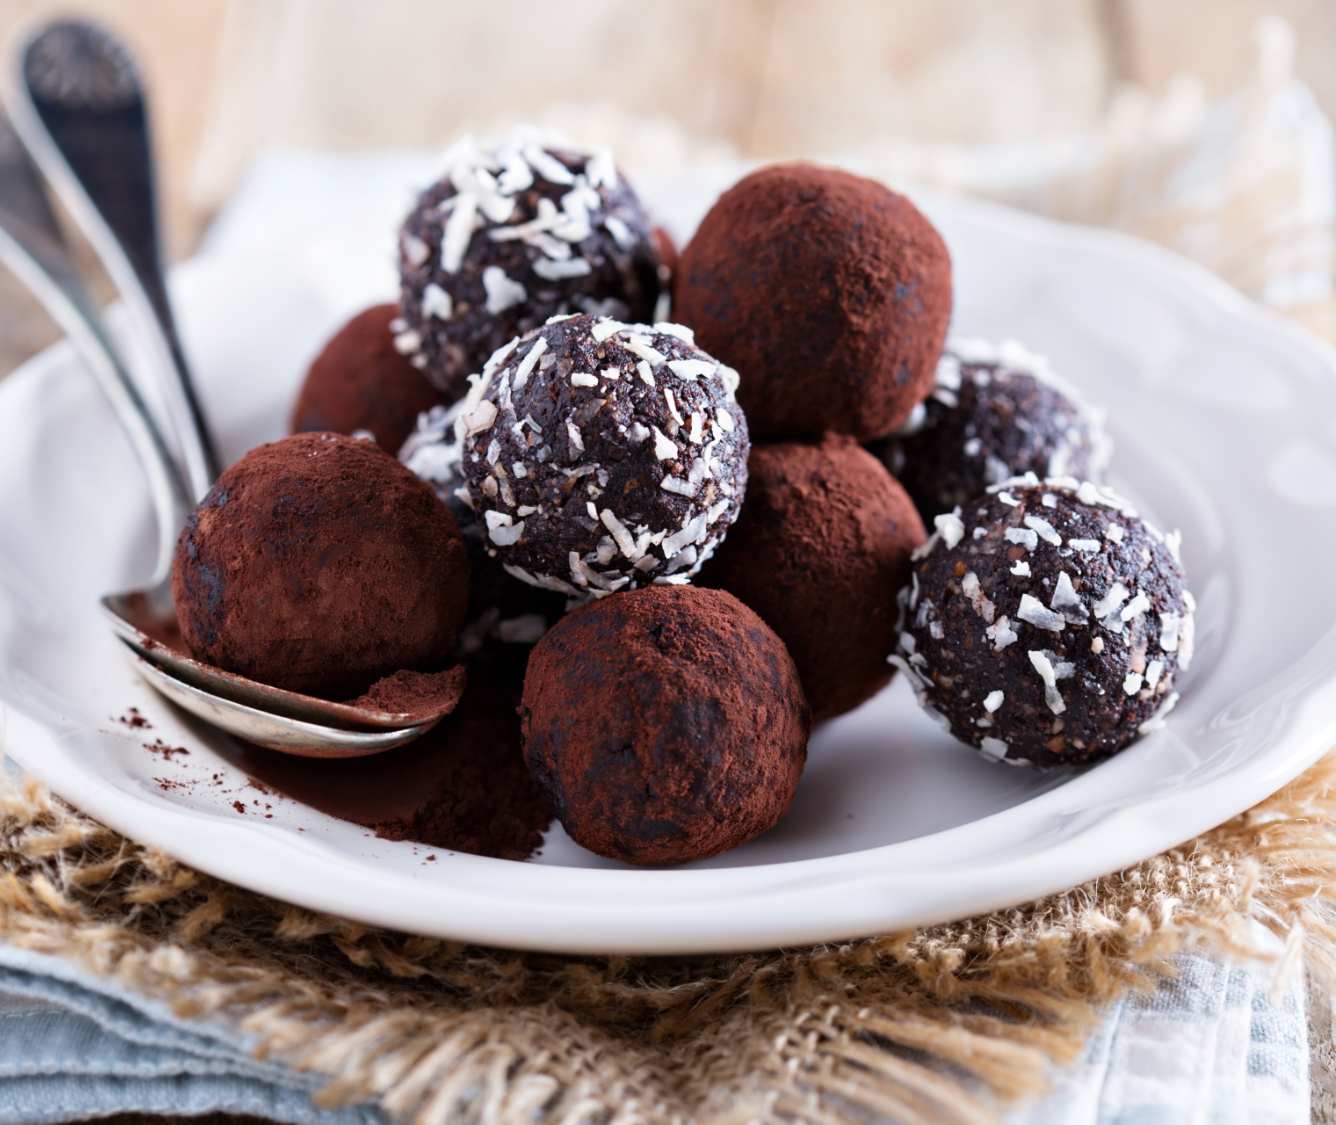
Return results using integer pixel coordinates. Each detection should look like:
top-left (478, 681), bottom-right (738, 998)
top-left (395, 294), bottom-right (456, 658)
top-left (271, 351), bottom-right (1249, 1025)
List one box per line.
top-left (215, 644), bottom-right (553, 860)
top-left (123, 588), bottom-right (546, 858)
top-left (144, 738), bottom-right (189, 761)
top-left (116, 707), bottom-right (152, 730)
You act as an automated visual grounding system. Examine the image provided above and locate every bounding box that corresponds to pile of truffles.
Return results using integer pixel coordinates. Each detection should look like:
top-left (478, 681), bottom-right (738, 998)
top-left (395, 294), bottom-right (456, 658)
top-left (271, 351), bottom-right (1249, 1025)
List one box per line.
top-left (176, 128), bottom-right (1195, 866)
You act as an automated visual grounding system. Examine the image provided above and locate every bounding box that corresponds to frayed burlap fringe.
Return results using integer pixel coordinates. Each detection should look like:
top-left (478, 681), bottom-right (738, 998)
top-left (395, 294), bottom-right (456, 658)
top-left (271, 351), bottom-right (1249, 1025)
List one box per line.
top-left (3, 757), bottom-right (1336, 1124)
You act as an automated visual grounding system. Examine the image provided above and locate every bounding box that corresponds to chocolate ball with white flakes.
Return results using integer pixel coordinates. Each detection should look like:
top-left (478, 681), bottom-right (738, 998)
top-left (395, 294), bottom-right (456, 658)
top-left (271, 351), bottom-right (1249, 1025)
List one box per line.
top-left (395, 131), bottom-right (662, 400)
top-left (895, 475), bottom-right (1194, 768)
top-left (400, 403), bottom-right (566, 648)
top-left (454, 313), bottom-right (749, 597)
top-left (874, 340), bottom-right (1111, 521)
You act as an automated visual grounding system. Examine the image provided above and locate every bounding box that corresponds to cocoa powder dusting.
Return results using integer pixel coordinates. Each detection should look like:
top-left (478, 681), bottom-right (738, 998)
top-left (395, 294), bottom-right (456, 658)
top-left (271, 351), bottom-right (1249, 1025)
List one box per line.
top-left (219, 645), bottom-right (552, 860)
top-left (348, 665), bottom-right (467, 721)
top-left (116, 707), bottom-right (151, 730)
top-left (144, 738), bottom-right (189, 761)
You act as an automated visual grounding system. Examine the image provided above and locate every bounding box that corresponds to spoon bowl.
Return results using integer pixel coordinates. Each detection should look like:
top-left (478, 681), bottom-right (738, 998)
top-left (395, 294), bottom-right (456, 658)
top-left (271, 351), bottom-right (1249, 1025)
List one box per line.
top-left (120, 641), bottom-right (432, 756)
top-left (100, 584), bottom-right (467, 736)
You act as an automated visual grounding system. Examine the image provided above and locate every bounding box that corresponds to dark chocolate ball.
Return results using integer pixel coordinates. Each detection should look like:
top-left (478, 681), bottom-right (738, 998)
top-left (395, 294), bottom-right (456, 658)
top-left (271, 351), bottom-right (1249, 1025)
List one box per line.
top-left (452, 313), bottom-right (749, 597)
top-left (874, 339), bottom-right (1111, 521)
top-left (521, 585), bottom-right (810, 864)
top-left (895, 476), bottom-right (1194, 768)
top-left (674, 162), bottom-right (952, 442)
top-left (400, 405), bottom-right (567, 650)
top-left (290, 304), bottom-right (447, 455)
top-left (705, 437), bottom-right (925, 720)
top-left (396, 132), bottom-right (662, 400)
top-left (172, 432), bottom-right (469, 698)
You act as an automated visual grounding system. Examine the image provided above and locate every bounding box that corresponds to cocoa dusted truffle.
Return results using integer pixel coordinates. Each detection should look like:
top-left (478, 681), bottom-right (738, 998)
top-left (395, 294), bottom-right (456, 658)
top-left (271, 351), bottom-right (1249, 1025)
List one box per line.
top-left (291, 304), bottom-right (446, 454)
top-left (521, 585), bottom-right (809, 864)
top-left (894, 475), bottom-right (1194, 768)
top-left (173, 432), bottom-right (469, 698)
top-left (705, 438), bottom-right (925, 720)
top-left (395, 130), bottom-right (662, 400)
top-left (875, 339), bottom-right (1111, 520)
top-left (674, 162), bottom-right (951, 442)
top-left (450, 313), bottom-right (749, 597)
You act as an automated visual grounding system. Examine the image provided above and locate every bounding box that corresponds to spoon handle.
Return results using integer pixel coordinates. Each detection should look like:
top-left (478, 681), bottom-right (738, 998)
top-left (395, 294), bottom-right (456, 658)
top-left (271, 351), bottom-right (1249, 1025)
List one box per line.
top-left (0, 115), bottom-right (192, 580)
top-left (6, 19), bottom-right (220, 500)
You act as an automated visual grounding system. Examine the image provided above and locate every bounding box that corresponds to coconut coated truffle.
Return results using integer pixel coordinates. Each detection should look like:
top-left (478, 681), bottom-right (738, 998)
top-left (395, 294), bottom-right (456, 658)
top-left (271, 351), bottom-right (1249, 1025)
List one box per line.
top-left (674, 162), bottom-right (951, 442)
top-left (396, 131), bottom-right (662, 400)
top-left (173, 433), bottom-right (469, 698)
top-left (400, 404), bottom-right (567, 649)
top-left (875, 339), bottom-right (1110, 520)
top-left (291, 304), bottom-right (447, 455)
top-left (452, 313), bottom-right (749, 597)
top-left (705, 438), bottom-right (925, 720)
top-left (894, 475), bottom-right (1194, 768)
top-left (521, 585), bottom-right (810, 864)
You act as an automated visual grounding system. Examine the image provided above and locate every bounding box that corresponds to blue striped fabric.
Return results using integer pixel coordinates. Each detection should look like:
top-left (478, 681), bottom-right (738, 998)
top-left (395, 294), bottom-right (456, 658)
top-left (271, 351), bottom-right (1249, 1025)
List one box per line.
top-left (0, 946), bottom-right (381, 1124)
top-left (0, 940), bottom-right (1308, 1123)
top-left (1017, 947), bottom-right (1308, 1124)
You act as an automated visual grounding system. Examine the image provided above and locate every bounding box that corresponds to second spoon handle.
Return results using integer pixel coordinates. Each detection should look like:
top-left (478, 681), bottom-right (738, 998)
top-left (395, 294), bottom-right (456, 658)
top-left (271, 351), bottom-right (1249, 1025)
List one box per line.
top-left (0, 116), bottom-right (192, 580)
top-left (6, 19), bottom-right (221, 500)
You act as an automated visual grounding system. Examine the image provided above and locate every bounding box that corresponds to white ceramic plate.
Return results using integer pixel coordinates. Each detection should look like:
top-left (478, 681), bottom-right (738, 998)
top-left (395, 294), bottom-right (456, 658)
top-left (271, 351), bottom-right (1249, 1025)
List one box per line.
top-left (4, 159), bottom-right (1336, 954)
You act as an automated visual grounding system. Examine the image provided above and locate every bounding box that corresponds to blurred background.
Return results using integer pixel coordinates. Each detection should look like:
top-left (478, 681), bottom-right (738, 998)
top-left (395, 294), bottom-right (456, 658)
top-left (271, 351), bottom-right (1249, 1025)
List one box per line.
top-left (2, 0), bottom-right (1334, 367)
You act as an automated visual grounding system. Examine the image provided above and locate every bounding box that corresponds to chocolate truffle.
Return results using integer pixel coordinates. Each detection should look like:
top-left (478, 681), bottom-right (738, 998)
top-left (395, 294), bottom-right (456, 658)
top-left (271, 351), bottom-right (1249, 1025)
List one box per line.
top-left (173, 432), bottom-right (469, 698)
top-left (290, 304), bottom-right (447, 455)
top-left (894, 475), bottom-right (1194, 768)
top-left (400, 404), bottom-right (567, 648)
top-left (674, 162), bottom-right (951, 442)
top-left (706, 438), bottom-right (925, 720)
top-left (451, 313), bottom-right (749, 597)
top-left (521, 585), bottom-right (809, 864)
top-left (396, 130), bottom-right (662, 399)
top-left (875, 339), bottom-right (1111, 520)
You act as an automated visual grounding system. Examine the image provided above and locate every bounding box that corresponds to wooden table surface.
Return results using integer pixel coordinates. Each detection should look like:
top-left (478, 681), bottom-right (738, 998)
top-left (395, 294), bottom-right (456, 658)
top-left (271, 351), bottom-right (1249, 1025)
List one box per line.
top-left (0, 0), bottom-right (1333, 378)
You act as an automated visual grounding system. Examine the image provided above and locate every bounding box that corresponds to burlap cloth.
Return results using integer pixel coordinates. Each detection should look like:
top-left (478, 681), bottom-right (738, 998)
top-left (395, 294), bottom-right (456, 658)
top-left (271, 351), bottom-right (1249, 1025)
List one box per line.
top-left (3, 25), bottom-right (1336, 1125)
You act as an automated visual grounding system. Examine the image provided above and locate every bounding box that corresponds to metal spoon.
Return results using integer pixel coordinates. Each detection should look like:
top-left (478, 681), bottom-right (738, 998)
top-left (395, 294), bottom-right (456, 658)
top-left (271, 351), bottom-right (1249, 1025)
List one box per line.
top-left (9, 17), bottom-right (218, 498)
top-left (128, 653), bottom-right (444, 758)
top-left (1, 20), bottom-right (460, 754)
top-left (0, 111), bottom-right (188, 575)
